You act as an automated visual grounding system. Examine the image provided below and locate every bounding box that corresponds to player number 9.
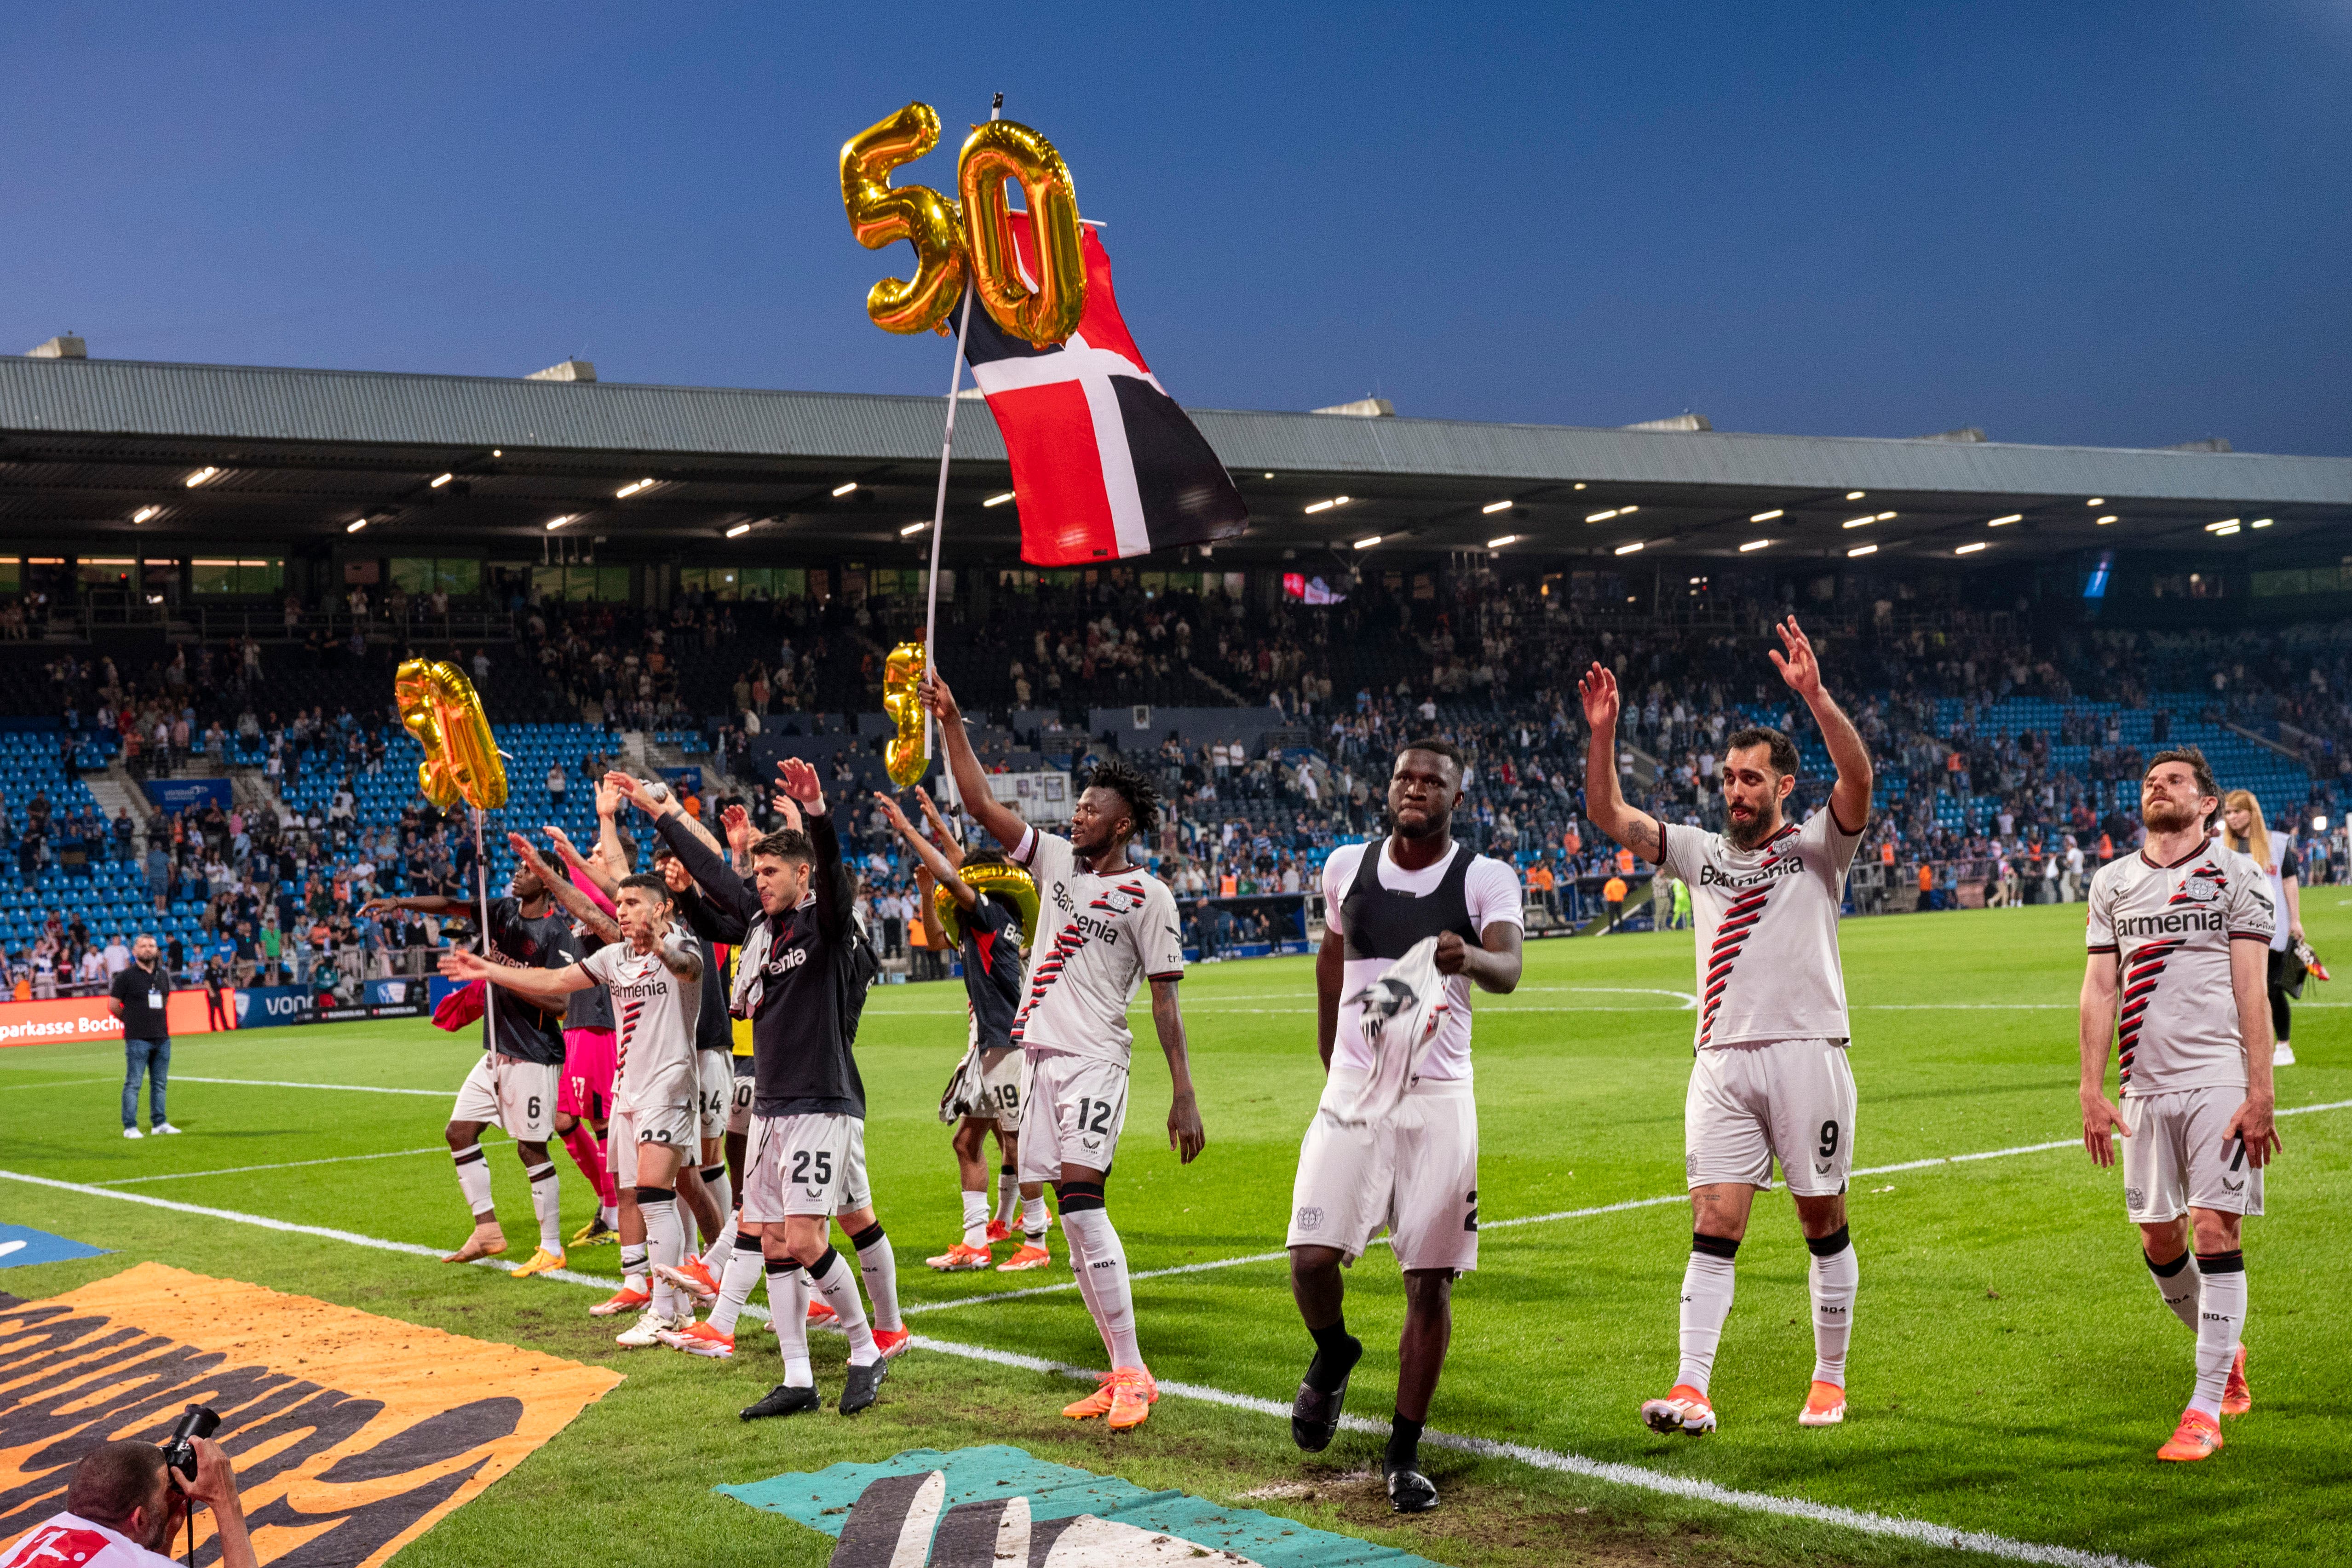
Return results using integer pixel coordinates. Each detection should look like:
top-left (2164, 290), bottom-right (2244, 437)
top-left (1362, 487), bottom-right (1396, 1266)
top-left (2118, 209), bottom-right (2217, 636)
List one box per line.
top-left (1818, 1119), bottom-right (1840, 1159)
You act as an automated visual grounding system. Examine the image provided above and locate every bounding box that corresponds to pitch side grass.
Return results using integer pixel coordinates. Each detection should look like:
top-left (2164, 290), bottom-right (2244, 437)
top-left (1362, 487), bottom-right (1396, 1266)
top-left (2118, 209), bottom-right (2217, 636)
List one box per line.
top-left (3, 899), bottom-right (2346, 1568)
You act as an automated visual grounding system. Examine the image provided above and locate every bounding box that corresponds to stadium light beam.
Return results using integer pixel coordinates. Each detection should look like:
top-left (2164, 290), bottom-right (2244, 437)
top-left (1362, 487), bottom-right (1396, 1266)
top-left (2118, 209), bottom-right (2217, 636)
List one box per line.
top-left (184, 466), bottom-right (220, 488)
top-left (2087, 498), bottom-right (2105, 506)
top-left (1352, 534), bottom-right (1381, 550)
top-left (2251, 517), bottom-right (2273, 528)
top-left (983, 491), bottom-right (1015, 507)
top-left (1989, 514), bottom-right (2022, 527)
top-left (2097, 515), bottom-right (2118, 525)
top-left (831, 481), bottom-right (858, 497)
top-left (1955, 541), bottom-right (1987, 555)
top-left (1749, 509), bottom-right (1783, 523)
top-left (1845, 490), bottom-right (1865, 500)
top-left (1305, 496), bottom-right (1351, 514)
top-left (1848, 543), bottom-right (1877, 557)
top-left (131, 505), bottom-right (160, 524)
top-left (1739, 539), bottom-right (1771, 552)
top-left (900, 521), bottom-right (928, 536)
top-left (1482, 500), bottom-right (1513, 514)
top-left (1586, 508), bottom-right (1620, 523)
top-left (545, 515), bottom-right (575, 531)
top-left (1613, 540), bottom-right (1644, 556)
top-left (1843, 515), bottom-right (1878, 529)
top-left (616, 477), bottom-right (656, 498)
top-left (1486, 534), bottom-right (1518, 548)
top-left (430, 472), bottom-right (454, 488)
top-left (2205, 518), bottom-right (2240, 532)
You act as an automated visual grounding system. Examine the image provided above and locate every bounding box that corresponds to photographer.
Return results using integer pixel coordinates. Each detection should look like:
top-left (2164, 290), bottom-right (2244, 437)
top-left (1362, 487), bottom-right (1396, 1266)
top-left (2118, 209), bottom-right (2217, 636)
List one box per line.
top-left (1, 1436), bottom-right (255, 1568)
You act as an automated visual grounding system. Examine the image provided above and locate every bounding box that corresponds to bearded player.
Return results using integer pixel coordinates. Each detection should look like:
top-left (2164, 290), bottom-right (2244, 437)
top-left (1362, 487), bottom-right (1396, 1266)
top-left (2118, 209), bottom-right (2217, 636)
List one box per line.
top-left (1582, 616), bottom-right (1872, 1435)
top-left (927, 666), bottom-right (1206, 1431)
top-left (362, 860), bottom-right (579, 1275)
top-left (1287, 736), bottom-right (1523, 1514)
top-left (2080, 748), bottom-right (2277, 1462)
top-left (440, 872), bottom-right (707, 1350)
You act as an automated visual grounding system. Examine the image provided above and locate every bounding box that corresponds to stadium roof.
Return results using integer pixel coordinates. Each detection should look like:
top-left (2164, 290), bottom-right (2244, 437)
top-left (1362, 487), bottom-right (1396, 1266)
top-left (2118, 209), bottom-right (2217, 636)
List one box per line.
top-left (4, 352), bottom-right (2344, 567)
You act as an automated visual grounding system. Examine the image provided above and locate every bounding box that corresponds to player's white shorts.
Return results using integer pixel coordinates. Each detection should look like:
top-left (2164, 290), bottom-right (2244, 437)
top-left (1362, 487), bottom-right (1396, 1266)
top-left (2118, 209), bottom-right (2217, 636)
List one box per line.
top-left (2122, 1087), bottom-right (2263, 1222)
top-left (1016, 1051), bottom-right (1130, 1185)
top-left (609, 1091), bottom-right (695, 1190)
top-left (742, 1111), bottom-right (873, 1221)
top-left (1287, 1070), bottom-right (1478, 1274)
top-left (452, 1053), bottom-right (557, 1143)
top-left (726, 1058), bottom-right (754, 1136)
top-left (1685, 1038), bottom-right (1856, 1195)
top-left (696, 1051), bottom-right (732, 1143)
top-left (941, 1044), bottom-right (1026, 1131)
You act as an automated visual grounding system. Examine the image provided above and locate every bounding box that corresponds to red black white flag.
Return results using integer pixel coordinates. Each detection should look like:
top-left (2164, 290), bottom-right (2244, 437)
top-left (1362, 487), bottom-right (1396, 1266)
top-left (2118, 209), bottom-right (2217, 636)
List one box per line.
top-left (964, 217), bottom-right (1248, 566)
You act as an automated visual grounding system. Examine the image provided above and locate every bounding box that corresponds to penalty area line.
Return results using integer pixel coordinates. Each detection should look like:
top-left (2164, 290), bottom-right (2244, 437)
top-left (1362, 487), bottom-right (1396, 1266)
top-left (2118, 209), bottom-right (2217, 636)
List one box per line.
top-left (174, 1075), bottom-right (449, 1097)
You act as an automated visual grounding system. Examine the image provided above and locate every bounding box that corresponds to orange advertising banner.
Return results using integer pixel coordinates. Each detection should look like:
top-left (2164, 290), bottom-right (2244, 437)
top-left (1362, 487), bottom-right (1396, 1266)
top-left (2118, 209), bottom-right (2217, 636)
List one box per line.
top-left (0, 992), bottom-right (219, 1048)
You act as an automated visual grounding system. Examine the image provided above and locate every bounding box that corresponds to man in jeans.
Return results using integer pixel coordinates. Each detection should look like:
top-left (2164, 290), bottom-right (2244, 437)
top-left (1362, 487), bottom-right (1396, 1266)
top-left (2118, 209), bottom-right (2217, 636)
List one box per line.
top-left (109, 934), bottom-right (179, 1139)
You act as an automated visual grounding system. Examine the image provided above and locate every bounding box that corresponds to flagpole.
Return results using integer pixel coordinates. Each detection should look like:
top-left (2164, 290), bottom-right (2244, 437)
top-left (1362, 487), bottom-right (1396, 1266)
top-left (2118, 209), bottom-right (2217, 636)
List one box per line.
top-left (919, 92), bottom-right (1001, 800)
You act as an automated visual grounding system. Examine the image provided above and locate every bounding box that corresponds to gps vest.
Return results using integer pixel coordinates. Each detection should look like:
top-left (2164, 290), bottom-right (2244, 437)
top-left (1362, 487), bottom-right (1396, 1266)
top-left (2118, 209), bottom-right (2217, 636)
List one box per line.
top-left (1342, 839), bottom-right (1481, 962)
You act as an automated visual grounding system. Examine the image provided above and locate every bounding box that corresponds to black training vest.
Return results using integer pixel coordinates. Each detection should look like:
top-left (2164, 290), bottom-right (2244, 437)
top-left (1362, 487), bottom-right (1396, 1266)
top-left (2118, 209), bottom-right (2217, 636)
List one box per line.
top-left (1341, 839), bottom-right (1481, 962)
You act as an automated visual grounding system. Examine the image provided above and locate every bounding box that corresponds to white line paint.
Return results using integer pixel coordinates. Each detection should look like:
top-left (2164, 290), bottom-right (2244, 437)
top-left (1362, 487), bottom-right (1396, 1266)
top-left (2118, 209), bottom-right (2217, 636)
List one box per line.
top-left (175, 1076), bottom-right (448, 1097)
top-left (0, 1078), bottom-right (115, 1092)
top-left (92, 1146), bottom-right (451, 1186)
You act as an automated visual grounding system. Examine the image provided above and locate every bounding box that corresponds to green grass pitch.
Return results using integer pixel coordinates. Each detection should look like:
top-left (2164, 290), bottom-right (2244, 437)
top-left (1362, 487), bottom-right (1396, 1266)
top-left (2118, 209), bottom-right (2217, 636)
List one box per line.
top-left (4, 897), bottom-right (2348, 1568)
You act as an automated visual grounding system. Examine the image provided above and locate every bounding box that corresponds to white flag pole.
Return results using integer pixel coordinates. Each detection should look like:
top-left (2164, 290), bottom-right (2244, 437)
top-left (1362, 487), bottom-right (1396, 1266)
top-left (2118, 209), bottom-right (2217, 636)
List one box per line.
top-left (472, 804), bottom-right (494, 1050)
top-left (919, 92), bottom-right (1001, 794)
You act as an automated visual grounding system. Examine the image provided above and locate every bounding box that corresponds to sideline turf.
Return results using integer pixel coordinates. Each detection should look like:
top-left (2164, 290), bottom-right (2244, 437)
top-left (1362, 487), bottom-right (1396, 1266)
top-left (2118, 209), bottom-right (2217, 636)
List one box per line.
top-left (3, 898), bottom-right (2347, 1568)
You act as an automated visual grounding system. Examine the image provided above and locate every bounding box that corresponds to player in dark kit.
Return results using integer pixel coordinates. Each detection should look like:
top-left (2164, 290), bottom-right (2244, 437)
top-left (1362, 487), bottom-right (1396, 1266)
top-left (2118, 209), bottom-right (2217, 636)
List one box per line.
top-left (363, 857), bottom-right (581, 1272)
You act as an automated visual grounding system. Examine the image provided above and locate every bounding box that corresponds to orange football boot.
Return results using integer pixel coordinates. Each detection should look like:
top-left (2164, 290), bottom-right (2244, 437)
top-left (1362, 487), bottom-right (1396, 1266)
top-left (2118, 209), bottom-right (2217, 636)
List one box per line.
top-left (1640, 1384), bottom-right (1717, 1436)
top-left (2221, 1345), bottom-right (2251, 1417)
top-left (2156, 1409), bottom-right (2224, 1462)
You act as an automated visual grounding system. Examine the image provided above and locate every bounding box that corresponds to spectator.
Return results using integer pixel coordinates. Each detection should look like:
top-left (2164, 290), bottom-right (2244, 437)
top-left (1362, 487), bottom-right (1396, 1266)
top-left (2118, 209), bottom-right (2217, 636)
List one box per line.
top-left (1602, 872), bottom-right (1628, 931)
top-left (4, 1436), bottom-right (257, 1568)
top-left (108, 935), bottom-right (178, 1139)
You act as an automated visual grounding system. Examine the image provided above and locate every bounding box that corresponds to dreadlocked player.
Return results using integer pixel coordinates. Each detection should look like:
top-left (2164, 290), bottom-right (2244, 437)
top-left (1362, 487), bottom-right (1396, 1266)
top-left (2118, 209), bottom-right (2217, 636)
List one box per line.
top-left (927, 666), bottom-right (1206, 1431)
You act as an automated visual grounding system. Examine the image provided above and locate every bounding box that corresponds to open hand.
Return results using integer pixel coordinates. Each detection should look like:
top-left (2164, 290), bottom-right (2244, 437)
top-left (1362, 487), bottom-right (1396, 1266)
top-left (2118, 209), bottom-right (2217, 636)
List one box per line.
top-left (1768, 616), bottom-right (1823, 701)
top-left (1576, 662), bottom-right (1620, 731)
top-left (438, 948), bottom-right (489, 982)
top-left (870, 791), bottom-right (912, 835)
top-left (2223, 1096), bottom-right (2281, 1169)
top-left (721, 803), bottom-right (754, 856)
top-left (1167, 1090), bottom-right (1205, 1165)
top-left (776, 757), bottom-right (825, 815)
top-left (2081, 1090), bottom-right (2129, 1167)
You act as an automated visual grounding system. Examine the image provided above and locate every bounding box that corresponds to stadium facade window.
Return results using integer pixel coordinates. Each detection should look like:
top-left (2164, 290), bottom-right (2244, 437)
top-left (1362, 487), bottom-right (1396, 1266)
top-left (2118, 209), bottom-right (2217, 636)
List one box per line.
top-left (191, 558), bottom-right (284, 595)
top-left (0, 558), bottom-right (17, 594)
top-left (2251, 567), bottom-right (2344, 598)
top-left (997, 569), bottom-right (1039, 593)
top-left (529, 564), bottom-right (630, 603)
top-left (391, 556), bottom-right (485, 598)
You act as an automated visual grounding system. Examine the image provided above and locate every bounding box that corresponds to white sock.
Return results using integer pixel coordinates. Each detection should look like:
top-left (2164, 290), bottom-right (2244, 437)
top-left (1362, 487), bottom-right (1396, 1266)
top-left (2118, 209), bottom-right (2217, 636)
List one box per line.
top-left (641, 1189), bottom-right (683, 1317)
top-left (2190, 1251), bottom-right (2246, 1419)
top-left (453, 1145), bottom-right (494, 1222)
top-left (1807, 1229), bottom-right (1857, 1388)
top-left (852, 1222), bottom-right (903, 1333)
top-left (811, 1247), bottom-right (878, 1366)
top-left (1021, 1195), bottom-right (1049, 1241)
top-left (698, 1166), bottom-right (734, 1269)
top-left (996, 1163), bottom-right (1021, 1225)
top-left (524, 1160), bottom-right (561, 1253)
top-left (709, 1234), bottom-right (765, 1336)
top-left (1059, 1206), bottom-right (1142, 1369)
top-left (700, 1211), bottom-right (738, 1273)
top-left (2146, 1249), bottom-right (2199, 1332)
top-left (767, 1258), bottom-right (812, 1385)
top-left (599, 1201), bottom-right (619, 1229)
top-left (1677, 1239), bottom-right (1739, 1396)
top-left (619, 1242), bottom-right (649, 1296)
top-left (961, 1190), bottom-right (990, 1248)
top-left (1057, 1207), bottom-right (1114, 1363)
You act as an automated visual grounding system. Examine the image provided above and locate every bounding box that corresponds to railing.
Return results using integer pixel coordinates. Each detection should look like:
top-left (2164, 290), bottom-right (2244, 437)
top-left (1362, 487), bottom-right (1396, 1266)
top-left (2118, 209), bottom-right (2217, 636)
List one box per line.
top-left (197, 606), bottom-right (518, 645)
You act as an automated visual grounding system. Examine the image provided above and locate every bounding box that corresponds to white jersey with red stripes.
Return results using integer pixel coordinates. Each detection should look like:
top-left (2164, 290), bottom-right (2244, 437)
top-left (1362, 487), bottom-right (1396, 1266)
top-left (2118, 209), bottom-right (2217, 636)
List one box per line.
top-left (1, 1513), bottom-right (178, 1568)
top-left (1659, 807), bottom-right (1863, 1049)
top-left (2085, 842), bottom-right (2273, 1095)
top-left (580, 938), bottom-right (701, 1114)
top-left (1011, 827), bottom-right (1185, 1066)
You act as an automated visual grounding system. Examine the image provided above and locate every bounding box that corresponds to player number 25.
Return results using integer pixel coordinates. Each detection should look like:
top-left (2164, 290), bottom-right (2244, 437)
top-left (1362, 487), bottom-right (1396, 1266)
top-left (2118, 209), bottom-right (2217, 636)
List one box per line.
top-left (791, 1150), bottom-right (835, 1185)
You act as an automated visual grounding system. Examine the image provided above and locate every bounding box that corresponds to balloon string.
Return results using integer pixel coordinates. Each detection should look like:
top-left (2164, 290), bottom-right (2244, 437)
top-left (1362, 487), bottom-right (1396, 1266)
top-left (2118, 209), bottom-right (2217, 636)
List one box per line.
top-left (474, 806), bottom-right (494, 1049)
top-left (921, 272), bottom-right (977, 787)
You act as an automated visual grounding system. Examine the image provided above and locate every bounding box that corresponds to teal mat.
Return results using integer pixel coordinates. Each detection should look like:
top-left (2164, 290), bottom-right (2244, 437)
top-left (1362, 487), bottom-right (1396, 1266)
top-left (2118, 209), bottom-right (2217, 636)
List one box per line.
top-left (719, 1443), bottom-right (1435, 1567)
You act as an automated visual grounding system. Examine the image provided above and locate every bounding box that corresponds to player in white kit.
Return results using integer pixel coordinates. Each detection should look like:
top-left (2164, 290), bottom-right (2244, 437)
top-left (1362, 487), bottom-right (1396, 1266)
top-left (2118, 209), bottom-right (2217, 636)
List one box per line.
top-left (2079, 748), bottom-right (2278, 1462)
top-left (441, 872), bottom-right (706, 1351)
top-left (1286, 737), bottom-right (1523, 1515)
top-left (1581, 616), bottom-right (1873, 1435)
top-left (926, 666), bottom-right (1206, 1432)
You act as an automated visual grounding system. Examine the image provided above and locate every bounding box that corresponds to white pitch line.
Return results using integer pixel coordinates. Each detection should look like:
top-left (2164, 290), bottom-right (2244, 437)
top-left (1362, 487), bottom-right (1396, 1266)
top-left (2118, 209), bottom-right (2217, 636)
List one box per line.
top-left (92, 1146), bottom-right (452, 1186)
top-left (0, 1078), bottom-right (115, 1092)
top-left (0, 1164), bottom-right (2151, 1568)
top-left (174, 1075), bottom-right (448, 1097)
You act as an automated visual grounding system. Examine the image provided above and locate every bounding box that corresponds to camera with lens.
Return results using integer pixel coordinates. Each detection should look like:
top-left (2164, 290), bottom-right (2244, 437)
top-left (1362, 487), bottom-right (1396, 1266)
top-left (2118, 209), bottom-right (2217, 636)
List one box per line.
top-left (160, 1404), bottom-right (220, 1482)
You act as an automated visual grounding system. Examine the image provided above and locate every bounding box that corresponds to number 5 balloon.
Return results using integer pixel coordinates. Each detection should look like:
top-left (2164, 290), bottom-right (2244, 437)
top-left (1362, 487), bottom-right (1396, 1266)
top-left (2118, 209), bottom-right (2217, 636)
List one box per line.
top-left (957, 118), bottom-right (1086, 347)
top-left (840, 103), bottom-right (969, 336)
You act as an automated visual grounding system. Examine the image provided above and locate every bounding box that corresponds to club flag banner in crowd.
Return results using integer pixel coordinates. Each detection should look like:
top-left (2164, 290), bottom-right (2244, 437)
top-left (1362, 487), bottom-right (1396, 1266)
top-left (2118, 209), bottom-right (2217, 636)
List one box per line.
top-left (0, 1263), bottom-right (619, 1568)
top-left (965, 214), bottom-right (1247, 566)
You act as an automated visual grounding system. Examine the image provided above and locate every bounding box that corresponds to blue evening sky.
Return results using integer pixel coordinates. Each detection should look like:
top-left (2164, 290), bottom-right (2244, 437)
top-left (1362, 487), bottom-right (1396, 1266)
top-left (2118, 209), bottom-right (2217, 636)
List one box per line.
top-left (3, 2), bottom-right (2346, 454)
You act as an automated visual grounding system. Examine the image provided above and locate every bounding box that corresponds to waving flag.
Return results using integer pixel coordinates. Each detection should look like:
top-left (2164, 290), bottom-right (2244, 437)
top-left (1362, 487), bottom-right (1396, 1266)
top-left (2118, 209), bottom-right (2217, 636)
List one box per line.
top-left (965, 217), bottom-right (1248, 565)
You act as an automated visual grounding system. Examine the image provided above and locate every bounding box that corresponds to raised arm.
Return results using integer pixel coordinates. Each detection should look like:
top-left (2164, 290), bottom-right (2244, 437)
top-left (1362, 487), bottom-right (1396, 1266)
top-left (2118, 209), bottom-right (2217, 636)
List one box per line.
top-left (594, 776), bottom-right (629, 878)
top-left (776, 756), bottom-right (851, 942)
top-left (920, 668), bottom-right (1026, 851)
top-left (361, 893), bottom-right (472, 918)
top-left (1770, 616), bottom-right (1873, 834)
top-left (912, 787), bottom-right (966, 870)
top-left (2078, 951), bottom-right (2127, 1166)
top-left (874, 791), bottom-right (977, 911)
top-left (652, 910), bottom-right (705, 985)
top-left (437, 945), bottom-right (592, 1009)
top-left (1576, 663), bottom-right (1663, 864)
top-left (544, 822), bottom-right (617, 901)
top-left (508, 833), bottom-right (621, 945)
top-left (1150, 976), bottom-right (1205, 1164)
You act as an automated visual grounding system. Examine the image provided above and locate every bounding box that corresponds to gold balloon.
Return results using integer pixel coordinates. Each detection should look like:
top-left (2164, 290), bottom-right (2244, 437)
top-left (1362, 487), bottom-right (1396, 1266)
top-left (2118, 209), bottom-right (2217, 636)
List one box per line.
top-left (882, 640), bottom-right (929, 788)
top-left (933, 857), bottom-right (1040, 949)
top-left (396, 658), bottom-right (509, 811)
top-left (841, 103), bottom-right (970, 336)
top-left (957, 118), bottom-right (1086, 346)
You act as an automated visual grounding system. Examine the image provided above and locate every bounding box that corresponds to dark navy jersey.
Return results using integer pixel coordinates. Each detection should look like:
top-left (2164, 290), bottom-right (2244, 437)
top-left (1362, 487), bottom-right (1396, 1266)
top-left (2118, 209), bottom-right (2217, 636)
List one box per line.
top-left (960, 896), bottom-right (1025, 1053)
top-left (486, 896), bottom-right (577, 1066)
